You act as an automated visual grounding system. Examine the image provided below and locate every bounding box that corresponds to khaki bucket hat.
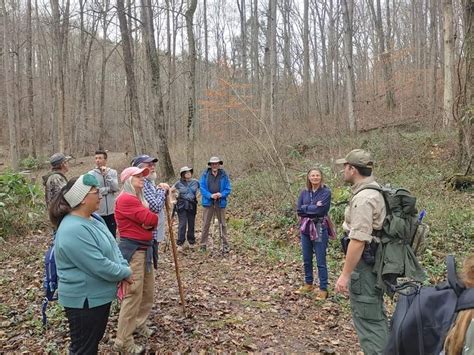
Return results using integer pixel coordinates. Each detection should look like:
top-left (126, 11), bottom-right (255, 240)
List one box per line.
top-left (208, 156), bottom-right (223, 166)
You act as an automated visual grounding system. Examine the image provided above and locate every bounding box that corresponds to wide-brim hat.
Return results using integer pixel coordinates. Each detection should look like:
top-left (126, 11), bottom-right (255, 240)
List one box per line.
top-left (180, 166), bottom-right (193, 174)
top-left (131, 154), bottom-right (158, 167)
top-left (335, 149), bottom-right (374, 169)
top-left (120, 166), bottom-right (150, 182)
top-left (208, 156), bottom-right (223, 166)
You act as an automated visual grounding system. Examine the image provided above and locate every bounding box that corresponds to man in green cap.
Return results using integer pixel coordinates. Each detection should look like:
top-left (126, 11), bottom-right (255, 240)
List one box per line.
top-left (334, 149), bottom-right (388, 354)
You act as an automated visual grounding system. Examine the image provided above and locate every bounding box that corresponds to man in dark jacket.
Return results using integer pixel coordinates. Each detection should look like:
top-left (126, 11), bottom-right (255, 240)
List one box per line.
top-left (199, 156), bottom-right (232, 252)
top-left (42, 153), bottom-right (71, 207)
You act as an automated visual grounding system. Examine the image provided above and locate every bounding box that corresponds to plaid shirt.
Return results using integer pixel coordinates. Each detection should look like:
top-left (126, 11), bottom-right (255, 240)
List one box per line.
top-left (143, 179), bottom-right (166, 240)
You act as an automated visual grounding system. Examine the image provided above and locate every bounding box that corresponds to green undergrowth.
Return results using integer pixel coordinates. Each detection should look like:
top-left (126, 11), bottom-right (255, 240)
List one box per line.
top-left (0, 170), bottom-right (47, 239)
top-left (229, 129), bottom-right (473, 281)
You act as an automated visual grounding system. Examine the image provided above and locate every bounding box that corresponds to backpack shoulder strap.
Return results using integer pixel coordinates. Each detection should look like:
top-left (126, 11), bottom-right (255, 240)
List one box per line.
top-left (447, 255), bottom-right (465, 296)
top-left (355, 186), bottom-right (388, 212)
top-left (354, 185), bottom-right (383, 196)
top-left (457, 288), bottom-right (474, 312)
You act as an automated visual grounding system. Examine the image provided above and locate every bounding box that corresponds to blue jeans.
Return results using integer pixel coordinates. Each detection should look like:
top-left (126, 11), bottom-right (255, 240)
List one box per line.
top-left (300, 229), bottom-right (329, 290)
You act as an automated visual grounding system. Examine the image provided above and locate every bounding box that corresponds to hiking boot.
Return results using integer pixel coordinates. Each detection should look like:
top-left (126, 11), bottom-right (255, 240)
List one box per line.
top-left (176, 244), bottom-right (184, 252)
top-left (315, 290), bottom-right (328, 300)
top-left (114, 341), bottom-right (145, 354)
top-left (295, 284), bottom-right (314, 294)
top-left (135, 325), bottom-right (154, 338)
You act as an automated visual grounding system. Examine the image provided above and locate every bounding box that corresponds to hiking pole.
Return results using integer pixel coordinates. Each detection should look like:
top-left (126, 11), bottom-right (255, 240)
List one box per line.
top-left (163, 203), bottom-right (177, 253)
top-left (165, 194), bottom-right (186, 315)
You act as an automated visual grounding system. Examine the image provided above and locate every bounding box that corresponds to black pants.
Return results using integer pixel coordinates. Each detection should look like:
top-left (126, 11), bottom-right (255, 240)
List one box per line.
top-left (101, 214), bottom-right (117, 238)
top-left (64, 300), bottom-right (111, 355)
top-left (177, 208), bottom-right (196, 245)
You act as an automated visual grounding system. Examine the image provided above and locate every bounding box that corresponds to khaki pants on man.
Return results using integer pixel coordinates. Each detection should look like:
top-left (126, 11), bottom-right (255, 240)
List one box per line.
top-left (116, 251), bottom-right (154, 347)
top-left (349, 259), bottom-right (389, 355)
top-left (200, 206), bottom-right (228, 248)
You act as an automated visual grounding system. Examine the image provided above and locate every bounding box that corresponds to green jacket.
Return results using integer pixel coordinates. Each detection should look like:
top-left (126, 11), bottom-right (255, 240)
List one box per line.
top-left (374, 235), bottom-right (425, 294)
top-left (55, 215), bottom-right (131, 308)
top-left (372, 188), bottom-right (426, 294)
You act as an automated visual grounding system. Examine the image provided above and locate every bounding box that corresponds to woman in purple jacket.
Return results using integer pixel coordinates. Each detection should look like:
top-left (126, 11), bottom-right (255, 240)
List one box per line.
top-left (296, 168), bottom-right (332, 300)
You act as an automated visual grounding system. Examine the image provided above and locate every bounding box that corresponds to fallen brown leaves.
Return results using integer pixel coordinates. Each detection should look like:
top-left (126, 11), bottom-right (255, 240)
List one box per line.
top-left (0, 232), bottom-right (361, 353)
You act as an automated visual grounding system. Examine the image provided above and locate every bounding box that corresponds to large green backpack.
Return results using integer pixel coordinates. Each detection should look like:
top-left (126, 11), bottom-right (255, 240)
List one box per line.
top-left (358, 186), bottom-right (428, 293)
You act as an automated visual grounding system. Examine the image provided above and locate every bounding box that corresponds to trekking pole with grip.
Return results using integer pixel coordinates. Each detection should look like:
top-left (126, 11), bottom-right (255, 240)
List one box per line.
top-left (165, 194), bottom-right (186, 315)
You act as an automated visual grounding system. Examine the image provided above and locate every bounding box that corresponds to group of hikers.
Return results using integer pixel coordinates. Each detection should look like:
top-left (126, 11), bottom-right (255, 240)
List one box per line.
top-left (41, 149), bottom-right (473, 354)
top-left (42, 151), bottom-right (231, 354)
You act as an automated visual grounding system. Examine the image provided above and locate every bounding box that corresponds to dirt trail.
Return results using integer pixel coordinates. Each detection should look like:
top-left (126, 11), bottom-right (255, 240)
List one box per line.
top-left (0, 229), bottom-right (361, 353)
top-left (0, 153), bottom-right (362, 352)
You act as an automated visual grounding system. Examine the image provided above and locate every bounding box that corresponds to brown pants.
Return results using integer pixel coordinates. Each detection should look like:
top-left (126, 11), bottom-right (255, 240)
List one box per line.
top-left (200, 206), bottom-right (228, 247)
top-left (116, 251), bottom-right (154, 346)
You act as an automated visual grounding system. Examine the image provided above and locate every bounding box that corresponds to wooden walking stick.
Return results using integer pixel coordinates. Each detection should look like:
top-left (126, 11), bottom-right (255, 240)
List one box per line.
top-left (165, 194), bottom-right (186, 315)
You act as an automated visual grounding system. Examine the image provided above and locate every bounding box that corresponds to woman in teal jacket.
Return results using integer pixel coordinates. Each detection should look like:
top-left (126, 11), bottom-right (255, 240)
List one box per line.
top-left (49, 174), bottom-right (132, 355)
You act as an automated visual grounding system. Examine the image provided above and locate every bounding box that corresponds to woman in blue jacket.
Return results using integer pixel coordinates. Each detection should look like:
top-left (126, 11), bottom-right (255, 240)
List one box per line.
top-left (296, 168), bottom-right (332, 300)
top-left (172, 166), bottom-right (200, 250)
top-left (49, 174), bottom-right (132, 354)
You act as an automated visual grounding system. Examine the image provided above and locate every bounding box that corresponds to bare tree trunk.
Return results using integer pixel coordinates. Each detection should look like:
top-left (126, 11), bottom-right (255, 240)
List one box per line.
top-left (459, 0), bottom-right (474, 169)
top-left (75, 0), bottom-right (96, 156)
top-left (328, 0), bottom-right (336, 116)
top-left (303, 0), bottom-right (310, 120)
top-left (269, 0), bottom-right (277, 132)
top-left (50, 0), bottom-right (68, 152)
top-left (251, 0), bottom-right (260, 133)
top-left (237, 0), bottom-right (248, 80)
top-left (98, 0), bottom-right (110, 149)
top-left (185, 0), bottom-right (197, 166)
top-left (260, 0), bottom-right (272, 129)
top-left (367, 0), bottom-right (396, 110)
top-left (281, 0), bottom-right (292, 83)
top-left (443, 0), bottom-right (454, 127)
top-left (429, 0), bottom-right (438, 118)
top-left (203, 0), bottom-right (209, 135)
top-left (141, 0), bottom-right (175, 179)
top-left (117, 0), bottom-right (143, 154)
top-left (1, 0), bottom-right (18, 169)
top-left (311, 2), bottom-right (322, 117)
top-left (315, 2), bottom-right (330, 116)
top-left (342, 0), bottom-right (356, 133)
top-left (26, 0), bottom-right (35, 157)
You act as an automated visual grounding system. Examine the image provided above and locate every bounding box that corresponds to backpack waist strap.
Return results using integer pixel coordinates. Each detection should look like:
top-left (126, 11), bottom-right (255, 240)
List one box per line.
top-left (457, 288), bottom-right (474, 312)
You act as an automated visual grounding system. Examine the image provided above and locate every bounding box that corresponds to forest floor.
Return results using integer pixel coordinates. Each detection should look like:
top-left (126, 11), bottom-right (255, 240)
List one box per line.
top-left (0, 152), bottom-right (363, 353)
top-left (1, 130), bottom-right (472, 353)
top-left (0, 214), bottom-right (361, 353)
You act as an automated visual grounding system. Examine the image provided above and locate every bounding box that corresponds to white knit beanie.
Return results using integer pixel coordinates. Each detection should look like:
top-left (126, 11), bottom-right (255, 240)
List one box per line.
top-left (64, 174), bottom-right (99, 208)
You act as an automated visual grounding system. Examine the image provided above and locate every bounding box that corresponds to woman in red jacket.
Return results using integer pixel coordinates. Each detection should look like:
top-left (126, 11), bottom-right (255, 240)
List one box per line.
top-left (114, 166), bottom-right (158, 354)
